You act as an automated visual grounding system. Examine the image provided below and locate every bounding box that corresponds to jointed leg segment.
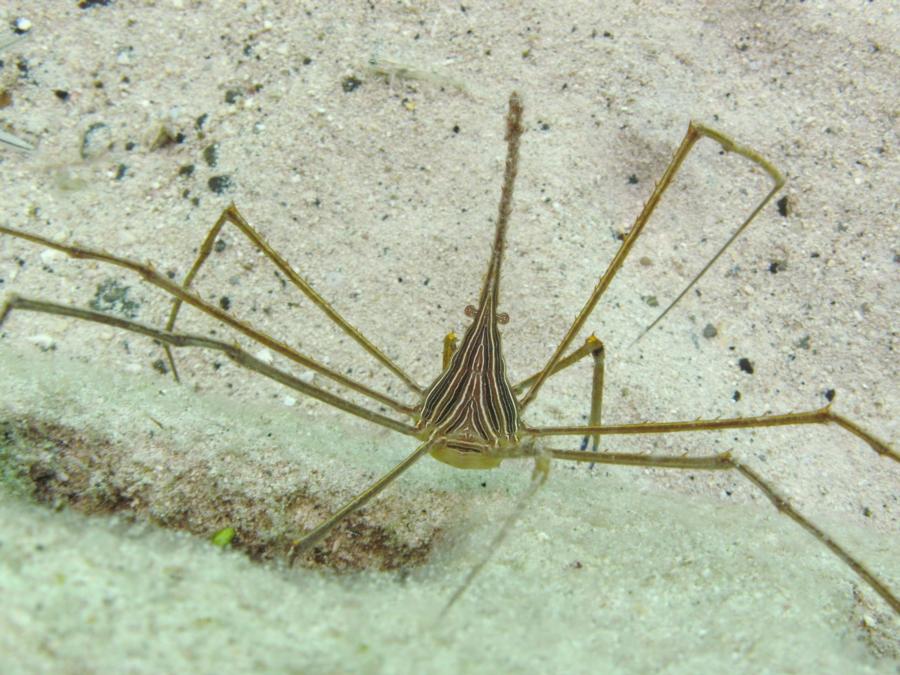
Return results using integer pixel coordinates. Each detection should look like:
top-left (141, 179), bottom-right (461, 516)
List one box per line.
top-left (288, 434), bottom-right (442, 563)
top-left (520, 123), bottom-right (785, 412)
top-left (526, 409), bottom-right (898, 461)
top-left (162, 204), bottom-right (422, 394)
top-left (0, 295), bottom-right (418, 436)
top-left (546, 444), bottom-right (899, 613)
top-left (0, 224), bottom-right (416, 416)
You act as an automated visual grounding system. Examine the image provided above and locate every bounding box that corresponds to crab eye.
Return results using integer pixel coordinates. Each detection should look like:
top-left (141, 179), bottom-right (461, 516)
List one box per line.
top-left (496, 312), bottom-right (509, 325)
top-left (464, 305), bottom-right (476, 318)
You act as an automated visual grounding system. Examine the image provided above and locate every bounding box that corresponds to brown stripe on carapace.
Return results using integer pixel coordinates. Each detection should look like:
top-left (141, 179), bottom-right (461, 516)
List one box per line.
top-left (418, 294), bottom-right (519, 443)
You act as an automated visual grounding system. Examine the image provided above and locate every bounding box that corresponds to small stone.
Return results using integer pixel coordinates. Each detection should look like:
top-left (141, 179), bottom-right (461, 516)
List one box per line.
top-left (208, 175), bottom-right (232, 194)
top-left (81, 122), bottom-right (112, 160)
top-left (27, 334), bottom-right (56, 351)
top-left (342, 76), bottom-right (362, 92)
top-left (13, 17), bottom-right (33, 34)
top-left (40, 249), bottom-right (63, 264)
top-left (203, 143), bottom-right (219, 167)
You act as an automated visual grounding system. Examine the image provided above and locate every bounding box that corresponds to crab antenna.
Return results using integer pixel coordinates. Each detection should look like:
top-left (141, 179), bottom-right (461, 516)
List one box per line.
top-left (475, 92), bottom-right (524, 315)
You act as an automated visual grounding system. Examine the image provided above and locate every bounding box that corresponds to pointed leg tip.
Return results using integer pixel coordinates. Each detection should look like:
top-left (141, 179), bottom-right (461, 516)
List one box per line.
top-left (507, 92), bottom-right (524, 122)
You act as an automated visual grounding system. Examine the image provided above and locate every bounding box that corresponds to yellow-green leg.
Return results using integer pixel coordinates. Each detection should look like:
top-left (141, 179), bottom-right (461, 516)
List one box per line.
top-left (162, 204), bottom-right (422, 394)
top-left (543, 444), bottom-right (898, 614)
top-left (519, 123), bottom-right (785, 412)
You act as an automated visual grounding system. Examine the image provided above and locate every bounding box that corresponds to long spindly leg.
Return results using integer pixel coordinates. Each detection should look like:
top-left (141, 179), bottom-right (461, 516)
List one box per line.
top-left (513, 334), bottom-right (603, 395)
top-left (160, 204), bottom-right (422, 394)
top-left (441, 454), bottom-right (551, 615)
top-left (288, 434), bottom-right (442, 564)
top-left (0, 295), bottom-right (418, 436)
top-left (514, 335), bottom-right (606, 453)
top-left (524, 409), bottom-right (898, 462)
top-left (519, 124), bottom-right (785, 412)
top-left (586, 342), bottom-right (605, 453)
top-left (544, 446), bottom-right (899, 614)
top-left (0, 225), bottom-right (416, 416)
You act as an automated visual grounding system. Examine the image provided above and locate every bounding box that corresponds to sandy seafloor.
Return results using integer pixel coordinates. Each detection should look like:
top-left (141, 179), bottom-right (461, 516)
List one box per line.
top-left (0, 2), bottom-right (898, 673)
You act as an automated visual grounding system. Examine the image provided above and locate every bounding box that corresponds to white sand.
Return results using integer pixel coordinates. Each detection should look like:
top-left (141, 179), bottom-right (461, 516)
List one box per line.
top-left (1, 2), bottom-right (897, 673)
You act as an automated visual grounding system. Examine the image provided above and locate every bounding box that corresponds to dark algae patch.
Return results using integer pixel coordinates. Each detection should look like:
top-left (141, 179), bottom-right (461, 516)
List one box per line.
top-left (0, 417), bottom-right (438, 572)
